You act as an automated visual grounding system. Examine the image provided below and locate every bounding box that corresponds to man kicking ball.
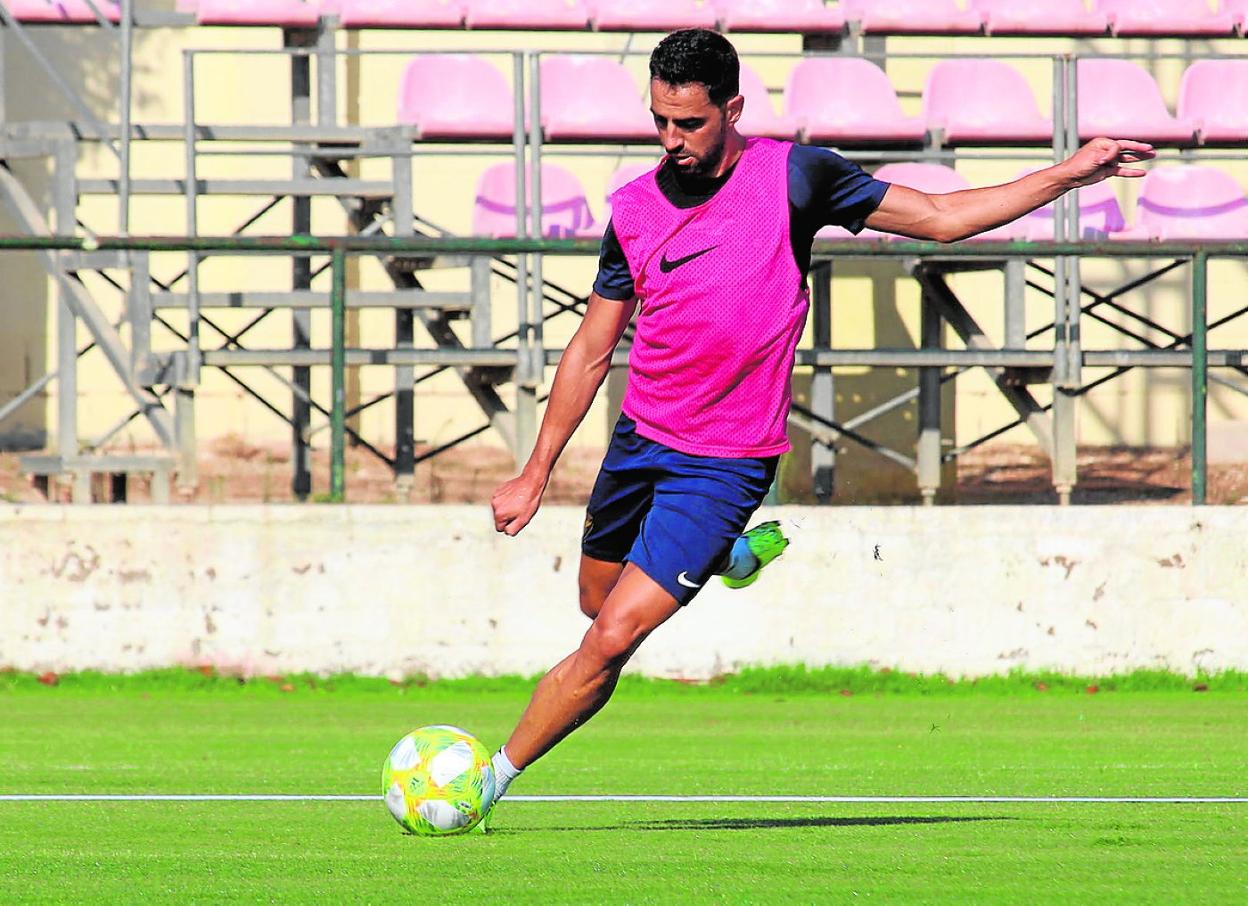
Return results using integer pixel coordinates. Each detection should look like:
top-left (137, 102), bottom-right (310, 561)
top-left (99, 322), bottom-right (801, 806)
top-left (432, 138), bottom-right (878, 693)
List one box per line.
top-left (487, 28), bottom-right (1152, 815)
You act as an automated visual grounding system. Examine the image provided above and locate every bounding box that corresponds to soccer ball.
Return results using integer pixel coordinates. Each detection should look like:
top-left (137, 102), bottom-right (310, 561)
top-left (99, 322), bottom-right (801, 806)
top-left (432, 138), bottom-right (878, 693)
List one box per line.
top-left (382, 725), bottom-right (495, 836)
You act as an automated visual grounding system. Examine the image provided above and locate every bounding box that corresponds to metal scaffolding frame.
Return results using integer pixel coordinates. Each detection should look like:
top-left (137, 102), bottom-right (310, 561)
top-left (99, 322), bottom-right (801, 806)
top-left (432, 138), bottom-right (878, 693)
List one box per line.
top-left (1, 10), bottom-right (1246, 505)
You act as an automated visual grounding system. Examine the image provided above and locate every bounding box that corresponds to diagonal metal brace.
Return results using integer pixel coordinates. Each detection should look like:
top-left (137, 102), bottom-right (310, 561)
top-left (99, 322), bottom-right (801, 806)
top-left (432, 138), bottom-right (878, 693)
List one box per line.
top-left (0, 162), bottom-right (173, 448)
top-left (913, 266), bottom-right (1053, 456)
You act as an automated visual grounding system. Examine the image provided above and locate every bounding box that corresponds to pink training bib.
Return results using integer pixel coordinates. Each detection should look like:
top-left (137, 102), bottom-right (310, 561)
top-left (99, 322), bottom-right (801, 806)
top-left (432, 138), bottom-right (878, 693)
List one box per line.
top-left (610, 137), bottom-right (808, 458)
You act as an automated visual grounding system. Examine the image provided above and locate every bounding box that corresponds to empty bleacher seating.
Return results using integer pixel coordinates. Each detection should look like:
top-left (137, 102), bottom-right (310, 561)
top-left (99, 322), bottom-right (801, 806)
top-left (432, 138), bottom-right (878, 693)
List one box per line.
top-left (472, 162), bottom-right (596, 238)
top-left (923, 59), bottom-right (1052, 145)
top-left (539, 56), bottom-right (653, 142)
top-left (397, 54), bottom-right (516, 140)
top-left (874, 162), bottom-right (1028, 240)
top-left (1179, 59), bottom-right (1248, 144)
top-left (818, 163), bottom-right (1028, 241)
top-left (737, 63), bottom-right (800, 140)
top-left (334, 0), bottom-right (464, 28)
top-left (464, 0), bottom-right (590, 30)
top-left (971, 0), bottom-right (1108, 36)
top-left (1116, 166), bottom-right (1248, 239)
top-left (1097, 0), bottom-right (1237, 37)
top-left (715, 0), bottom-right (845, 34)
top-left (592, 0), bottom-right (718, 32)
top-left (7, 0), bottom-right (120, 22)
top-left (195, 0), bottom-right (320, 26)
top-left (1228, 0), bottom-right (1248, 31)
top-left (577, 161), bottom-right (660, 236)
top-left (842, 0), bottom-right (983, 35)
top-left (1019, 170), bottom-right (1126, 239)
top-left (1077, 59), bottom-right (1198, 145)
top-left (786, 57), bottom-right (925, 145)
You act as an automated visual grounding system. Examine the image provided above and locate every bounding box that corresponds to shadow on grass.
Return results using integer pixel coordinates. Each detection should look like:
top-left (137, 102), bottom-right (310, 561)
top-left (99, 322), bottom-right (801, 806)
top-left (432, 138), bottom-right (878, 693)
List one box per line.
top-left (515, 815), bottom-right (1015, 833)
top-left (637, 815), bottom-right (1013, 831)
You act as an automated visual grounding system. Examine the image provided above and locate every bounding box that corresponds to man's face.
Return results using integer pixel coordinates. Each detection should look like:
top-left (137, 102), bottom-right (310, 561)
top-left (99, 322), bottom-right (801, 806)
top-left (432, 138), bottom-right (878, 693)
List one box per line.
top-left (649, 79), bottom-right (742, 177)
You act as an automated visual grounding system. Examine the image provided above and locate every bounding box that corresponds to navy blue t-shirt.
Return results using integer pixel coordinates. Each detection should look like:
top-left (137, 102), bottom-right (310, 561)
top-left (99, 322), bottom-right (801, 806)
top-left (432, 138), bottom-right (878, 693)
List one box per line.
top-left (593, 143), bottom-right (890, 301)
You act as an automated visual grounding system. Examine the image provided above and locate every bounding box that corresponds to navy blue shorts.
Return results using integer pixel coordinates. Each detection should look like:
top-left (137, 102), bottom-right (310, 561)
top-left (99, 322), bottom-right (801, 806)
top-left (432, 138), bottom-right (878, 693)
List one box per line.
top-left (581, 414), bottom-right (778, 605)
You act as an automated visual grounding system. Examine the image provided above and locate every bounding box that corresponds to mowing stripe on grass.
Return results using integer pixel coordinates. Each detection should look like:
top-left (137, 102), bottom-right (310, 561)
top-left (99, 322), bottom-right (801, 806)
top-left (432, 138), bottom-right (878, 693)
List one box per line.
top-left (1, 795), bottom-right (1245, 804)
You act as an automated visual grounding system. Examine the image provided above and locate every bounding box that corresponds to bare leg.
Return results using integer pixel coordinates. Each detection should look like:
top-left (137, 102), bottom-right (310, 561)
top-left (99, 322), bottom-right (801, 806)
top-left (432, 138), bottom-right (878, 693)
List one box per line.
top-left (578, 553), bottom-right (626, 620)
top-left (503, 564), bottom-right (680, 769)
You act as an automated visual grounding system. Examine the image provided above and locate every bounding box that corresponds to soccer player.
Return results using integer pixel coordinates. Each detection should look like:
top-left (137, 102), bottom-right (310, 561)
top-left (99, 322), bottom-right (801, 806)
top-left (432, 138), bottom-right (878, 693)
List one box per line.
top-left (487, 29), bottom-right (1152, 810)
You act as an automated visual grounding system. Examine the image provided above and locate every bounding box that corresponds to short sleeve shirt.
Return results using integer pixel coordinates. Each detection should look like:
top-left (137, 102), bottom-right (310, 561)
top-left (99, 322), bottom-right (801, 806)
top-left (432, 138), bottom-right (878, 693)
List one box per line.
top-left (593, 144), bottom-right (890, 300)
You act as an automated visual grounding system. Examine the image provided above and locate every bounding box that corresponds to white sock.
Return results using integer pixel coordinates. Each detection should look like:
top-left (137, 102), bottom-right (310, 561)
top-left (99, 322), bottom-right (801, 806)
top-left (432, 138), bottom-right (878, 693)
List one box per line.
top-left (491, 746), bottom-right (522, 802)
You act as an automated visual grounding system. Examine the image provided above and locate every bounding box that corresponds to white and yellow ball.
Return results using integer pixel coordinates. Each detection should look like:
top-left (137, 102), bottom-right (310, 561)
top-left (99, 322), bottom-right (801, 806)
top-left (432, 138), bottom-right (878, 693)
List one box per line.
top-left (382, 725), bottom-right (495, 836)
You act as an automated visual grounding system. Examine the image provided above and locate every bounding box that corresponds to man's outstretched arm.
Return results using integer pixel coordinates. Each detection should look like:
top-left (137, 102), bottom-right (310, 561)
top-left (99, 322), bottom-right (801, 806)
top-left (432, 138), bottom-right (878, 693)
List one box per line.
top-left (864, 138), bottom-right (1155, 243)
top-left (491, 292), bottom-right (637, 536)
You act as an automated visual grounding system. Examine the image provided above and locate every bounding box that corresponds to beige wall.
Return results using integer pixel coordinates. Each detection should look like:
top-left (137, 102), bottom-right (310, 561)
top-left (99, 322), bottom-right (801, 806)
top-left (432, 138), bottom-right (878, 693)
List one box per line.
top-left (3, 504), bottom-right (1245, 678)
top-left (3, 24), bottom-right (1247, 475)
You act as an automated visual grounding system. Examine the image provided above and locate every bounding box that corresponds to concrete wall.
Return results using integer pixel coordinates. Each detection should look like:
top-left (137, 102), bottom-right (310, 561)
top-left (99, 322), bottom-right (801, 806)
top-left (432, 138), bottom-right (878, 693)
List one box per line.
top-left (2, 505), bottom-right (1245, 678)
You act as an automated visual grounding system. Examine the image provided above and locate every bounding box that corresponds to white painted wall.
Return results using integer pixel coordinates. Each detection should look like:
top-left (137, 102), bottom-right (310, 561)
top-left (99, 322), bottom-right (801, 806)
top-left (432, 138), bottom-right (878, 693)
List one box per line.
top-left (1, 505), bottom-right (1245, 678)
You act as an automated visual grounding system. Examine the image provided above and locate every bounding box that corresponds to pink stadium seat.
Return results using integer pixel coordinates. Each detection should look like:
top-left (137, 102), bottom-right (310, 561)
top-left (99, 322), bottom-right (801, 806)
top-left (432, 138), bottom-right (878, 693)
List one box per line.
top-left (539, 56), bottom-right (653, 142)
top-left (737, 63), bottom-right (800, 140)
top-left (878, 162), bottom-right (1028, 240)
top-left (971, 0), bottom-right (1107, 36)
top-left (397, 55), bottom-right (516, 140)
top-left (335, 0), bottom-right (463, 27)
top-left (5, 0), bottom-right (121, 22)
top-left (1178, 59), bottom-right (1248, 144)
top-left (577, 162), bottom-right (659, 236)
top-left (196, 0), bottom-right (320, 26)
top-left (923, 59), bottom-right (1052, 145)
top-left (591, 0), bottom-right (718, 32)
top-left (818, 163), bottom-right (1026, 241)
top-left (1097, 0), bottom-right (1236, 37)
top-left (1116, 166), bottom-right (1248, 240)
top-left (1077, 59), bottom-right (1198, 145)
top-left (607, 162), bottom-right (657, 197)
top-left (1228, 0), bottom-right (1248, 30)
top-left (841, 0), bottom-right (983, 35)
top-left (716, 0), bottom-right (845, 33)
top-left (472, 163), bottom-right (596, 238)
top-left (464, 0), bottom-right (589, 30)
top-left (785, 57), bottom-right (925, 144)
top-left (1019, 170), bottom-right (1126, 240)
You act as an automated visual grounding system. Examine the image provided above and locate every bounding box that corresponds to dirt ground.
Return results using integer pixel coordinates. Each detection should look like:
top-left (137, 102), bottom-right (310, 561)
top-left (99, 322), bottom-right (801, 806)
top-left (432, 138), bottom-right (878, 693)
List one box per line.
top-left (2, 438), bottom-right (1246, 506)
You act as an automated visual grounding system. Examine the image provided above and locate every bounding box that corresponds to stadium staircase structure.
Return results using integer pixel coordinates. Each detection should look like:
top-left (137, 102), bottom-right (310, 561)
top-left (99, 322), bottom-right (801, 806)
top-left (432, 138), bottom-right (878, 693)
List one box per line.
top-left (0, 1), bottom-right (1246, 504)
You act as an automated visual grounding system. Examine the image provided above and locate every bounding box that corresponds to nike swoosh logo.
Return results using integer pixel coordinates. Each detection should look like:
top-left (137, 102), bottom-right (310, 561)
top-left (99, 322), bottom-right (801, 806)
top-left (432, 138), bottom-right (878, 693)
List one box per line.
top-left (676, 571), bottom-right (701, 589)
top-left (659, 245), bottom-right (717, 273)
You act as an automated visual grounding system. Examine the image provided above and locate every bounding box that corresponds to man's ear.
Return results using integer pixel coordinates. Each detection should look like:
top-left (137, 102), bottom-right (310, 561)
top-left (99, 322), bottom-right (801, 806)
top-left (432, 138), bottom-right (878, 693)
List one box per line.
top-left (724, 94), bottom-right (744, 127)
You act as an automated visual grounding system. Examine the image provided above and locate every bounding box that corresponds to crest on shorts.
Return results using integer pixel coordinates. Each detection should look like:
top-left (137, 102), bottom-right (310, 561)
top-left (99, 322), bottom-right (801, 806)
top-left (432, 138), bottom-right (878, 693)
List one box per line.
top-left (582, 513), bottom-right (594, 540)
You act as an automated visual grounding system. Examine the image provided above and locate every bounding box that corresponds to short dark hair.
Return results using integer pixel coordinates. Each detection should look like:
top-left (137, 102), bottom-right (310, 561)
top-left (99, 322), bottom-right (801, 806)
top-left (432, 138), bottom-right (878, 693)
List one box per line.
top-left (649, 29), bottom-right (740, 107)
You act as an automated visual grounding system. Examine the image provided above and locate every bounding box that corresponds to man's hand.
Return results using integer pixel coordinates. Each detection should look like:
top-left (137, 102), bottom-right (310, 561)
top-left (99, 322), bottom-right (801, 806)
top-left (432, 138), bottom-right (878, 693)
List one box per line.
top-left (491, 468), bottom-right (548, 537)
top-left (1062, 137), bottom-right (1155, 188)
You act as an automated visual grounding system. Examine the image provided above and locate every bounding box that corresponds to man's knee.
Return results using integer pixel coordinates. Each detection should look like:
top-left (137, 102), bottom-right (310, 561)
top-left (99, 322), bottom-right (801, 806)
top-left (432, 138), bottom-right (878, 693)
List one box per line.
top-left (580, 616), bottom-right (645, 670)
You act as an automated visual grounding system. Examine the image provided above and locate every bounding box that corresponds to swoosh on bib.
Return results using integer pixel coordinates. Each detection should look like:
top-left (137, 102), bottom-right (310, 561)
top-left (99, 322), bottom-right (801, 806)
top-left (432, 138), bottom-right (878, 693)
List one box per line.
top-left (659, 245), bottom-right (718, 273)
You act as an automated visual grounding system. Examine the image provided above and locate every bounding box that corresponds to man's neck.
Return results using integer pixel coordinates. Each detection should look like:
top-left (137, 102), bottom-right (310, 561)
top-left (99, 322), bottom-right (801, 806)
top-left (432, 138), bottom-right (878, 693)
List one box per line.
top-left (707, 130), bottom-right (747, 179)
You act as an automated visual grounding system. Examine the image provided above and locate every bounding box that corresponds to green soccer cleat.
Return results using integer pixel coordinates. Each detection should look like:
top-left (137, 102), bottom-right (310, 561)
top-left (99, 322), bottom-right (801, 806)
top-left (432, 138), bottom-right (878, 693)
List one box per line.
top-left (721, 520), bottom-right (789, 589)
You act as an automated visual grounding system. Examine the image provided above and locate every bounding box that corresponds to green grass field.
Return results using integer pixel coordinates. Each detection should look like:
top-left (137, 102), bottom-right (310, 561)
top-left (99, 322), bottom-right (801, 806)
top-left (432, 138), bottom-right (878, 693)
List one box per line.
top-left (1, 670), bottom-right (1245, 903)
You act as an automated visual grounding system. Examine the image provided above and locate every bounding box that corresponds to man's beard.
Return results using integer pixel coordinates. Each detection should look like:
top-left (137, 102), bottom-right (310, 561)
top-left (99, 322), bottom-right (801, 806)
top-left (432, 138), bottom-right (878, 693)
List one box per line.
top-left (673, 129), bottom-right (727, 178)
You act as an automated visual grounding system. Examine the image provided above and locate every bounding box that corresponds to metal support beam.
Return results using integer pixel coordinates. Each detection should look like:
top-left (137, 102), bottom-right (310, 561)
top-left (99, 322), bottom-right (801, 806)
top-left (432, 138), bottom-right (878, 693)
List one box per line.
top-left (513, 52), bottom-right (536, 467)
top-left (330, 247), bottom-right (346, 502)
top-left (917, 283), bottom-right (942, 505)
top-left (288, 29), bottom-right (315, 500)
top-left (914, 268), bottom-right (1053, 454)
top-left (809, 262), bottom-right (835, 502)
top-left (1191, 252), bottom-right (1208, 505)
top-left (391, 141), bottom-right (415, 490)
top-left (1004, 257), bottom-right (1026, 349)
